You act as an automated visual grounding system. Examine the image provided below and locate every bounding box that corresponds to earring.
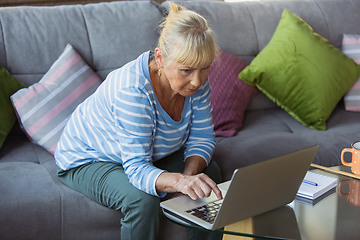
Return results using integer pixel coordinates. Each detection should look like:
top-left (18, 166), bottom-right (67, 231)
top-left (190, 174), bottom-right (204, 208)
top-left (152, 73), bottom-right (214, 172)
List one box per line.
top-left (158, 69), bottom-right (161, 77)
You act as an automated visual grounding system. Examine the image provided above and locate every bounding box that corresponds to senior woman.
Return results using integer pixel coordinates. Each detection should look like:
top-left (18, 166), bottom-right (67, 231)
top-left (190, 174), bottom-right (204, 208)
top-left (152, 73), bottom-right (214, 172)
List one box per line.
top-left (55, 2), bottom-right (222, 240)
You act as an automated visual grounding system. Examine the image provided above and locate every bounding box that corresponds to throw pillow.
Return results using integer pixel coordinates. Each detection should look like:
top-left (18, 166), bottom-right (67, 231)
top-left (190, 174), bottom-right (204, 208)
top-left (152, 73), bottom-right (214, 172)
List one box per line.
top-left (11, 44), bottom-right (102, 154)
top-left (209, 50), bottom-right (258, 137)
top-left (239, 9), bottom-right (360, 130)
top-left (0, 66), bottom-right (26, 148)
top-left (342, 34), bottom-right (360, 112)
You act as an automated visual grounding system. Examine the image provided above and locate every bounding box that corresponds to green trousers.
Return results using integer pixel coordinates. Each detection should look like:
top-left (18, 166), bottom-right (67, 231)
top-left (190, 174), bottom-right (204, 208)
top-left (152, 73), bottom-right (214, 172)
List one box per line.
top-left (57, 148), bottom-right (222, 240)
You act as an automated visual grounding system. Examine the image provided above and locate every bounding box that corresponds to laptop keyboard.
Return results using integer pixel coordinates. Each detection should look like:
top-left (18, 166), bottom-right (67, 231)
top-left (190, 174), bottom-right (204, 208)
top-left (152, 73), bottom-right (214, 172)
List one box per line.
top-left (185, 200), bottom-right (222, 224)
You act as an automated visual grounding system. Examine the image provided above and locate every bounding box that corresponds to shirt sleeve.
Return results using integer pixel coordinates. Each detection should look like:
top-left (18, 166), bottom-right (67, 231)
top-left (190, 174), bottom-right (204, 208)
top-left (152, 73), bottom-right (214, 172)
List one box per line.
top-left (113, 87), bottom-right (166, 197)
top-left (184, 80), bottom-right (216, 165)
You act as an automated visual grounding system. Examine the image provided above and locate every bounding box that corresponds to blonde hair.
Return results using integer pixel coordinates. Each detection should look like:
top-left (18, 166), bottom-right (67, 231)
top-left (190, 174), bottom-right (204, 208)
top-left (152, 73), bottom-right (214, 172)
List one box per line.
top-left (158, 2), bottom-right (217, 68)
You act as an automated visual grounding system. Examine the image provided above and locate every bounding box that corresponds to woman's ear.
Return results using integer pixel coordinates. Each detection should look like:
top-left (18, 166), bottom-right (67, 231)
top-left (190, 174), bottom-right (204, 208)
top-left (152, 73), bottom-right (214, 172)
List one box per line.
top-left (155, 48), bottom-right (163, 69)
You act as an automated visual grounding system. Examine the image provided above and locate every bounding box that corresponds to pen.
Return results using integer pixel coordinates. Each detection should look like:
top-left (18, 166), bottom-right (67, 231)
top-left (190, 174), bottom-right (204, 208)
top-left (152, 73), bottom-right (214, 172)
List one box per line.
top-left (303, 179), bottom-right (318, 186)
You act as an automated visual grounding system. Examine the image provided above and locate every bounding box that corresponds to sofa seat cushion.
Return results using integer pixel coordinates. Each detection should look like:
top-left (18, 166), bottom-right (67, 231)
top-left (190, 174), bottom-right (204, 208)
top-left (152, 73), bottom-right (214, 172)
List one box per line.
top-left (214, 103), bottom-right (360, 181)
top-left (214, 109), bottom-right (312, 180)
top-left (0, 138), bottom-right (124, 239)
top-left (0, 162), bottom-right (62, 239)
top-left (0, 160), bottom-right (124, 240)
top-left (0, 135), bottom-right (44, 164)
top-left (0, 135), bottom-right (188, 239)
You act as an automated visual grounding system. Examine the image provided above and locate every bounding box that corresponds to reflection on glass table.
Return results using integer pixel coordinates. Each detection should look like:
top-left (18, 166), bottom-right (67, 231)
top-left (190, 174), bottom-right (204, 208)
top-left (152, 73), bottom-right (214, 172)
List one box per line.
top-left (163, 166), bottom-right (360, 240)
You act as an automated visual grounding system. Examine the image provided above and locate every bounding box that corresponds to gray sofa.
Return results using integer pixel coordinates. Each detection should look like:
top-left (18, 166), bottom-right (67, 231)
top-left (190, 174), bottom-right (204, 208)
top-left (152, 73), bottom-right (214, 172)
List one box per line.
top-left (1, 0), bottom-right (360, 239)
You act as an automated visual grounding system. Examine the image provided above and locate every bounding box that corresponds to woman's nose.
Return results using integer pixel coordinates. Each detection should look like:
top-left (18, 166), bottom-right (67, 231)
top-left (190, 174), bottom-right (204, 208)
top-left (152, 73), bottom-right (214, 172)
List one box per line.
top-left (190, 72), bottom-right (201, 87)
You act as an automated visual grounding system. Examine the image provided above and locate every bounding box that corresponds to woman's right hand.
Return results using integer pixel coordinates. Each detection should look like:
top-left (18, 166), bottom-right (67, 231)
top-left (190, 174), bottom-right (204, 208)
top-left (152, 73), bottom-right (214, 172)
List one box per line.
top-left (156, 172), bottom-right (222, 200)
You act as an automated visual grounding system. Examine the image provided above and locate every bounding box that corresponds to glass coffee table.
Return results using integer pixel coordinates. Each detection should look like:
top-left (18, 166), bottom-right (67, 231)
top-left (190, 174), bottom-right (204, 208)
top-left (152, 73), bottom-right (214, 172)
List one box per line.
top-left (164, 166), bottom-right (360, 240)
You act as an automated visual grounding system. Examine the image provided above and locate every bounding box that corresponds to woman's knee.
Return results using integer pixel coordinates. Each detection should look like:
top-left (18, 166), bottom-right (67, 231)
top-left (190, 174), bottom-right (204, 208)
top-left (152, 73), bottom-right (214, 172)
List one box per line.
top-left (119, 191), bottom-right (161, 240)
top-left (122, 189), bottom-right (161, 217)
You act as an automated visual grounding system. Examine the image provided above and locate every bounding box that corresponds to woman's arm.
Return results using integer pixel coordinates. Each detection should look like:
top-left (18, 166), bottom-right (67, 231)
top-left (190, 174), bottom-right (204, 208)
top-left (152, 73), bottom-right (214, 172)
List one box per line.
top-left (157, 81), bottom-right (222, 200)
top-left (184, 80), bottom-right (215, 166)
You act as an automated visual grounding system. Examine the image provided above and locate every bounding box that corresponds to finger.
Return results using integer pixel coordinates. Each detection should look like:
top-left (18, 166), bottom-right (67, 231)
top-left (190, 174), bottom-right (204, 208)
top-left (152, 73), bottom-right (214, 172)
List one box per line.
top-left (213, 185), bottom-right (223, 200)
top-left (189, 174), bottom-right (215, 199)
top-left (192, 183), bottom-right (207, 199)
top-left (201, 175), bottom-right (223, 200)
top-left (183, 184), bottom-right (199, 200)
top-left (184, 176), bottom-right (206, 199)
top-left (199, 178), bottom-right (213, 198)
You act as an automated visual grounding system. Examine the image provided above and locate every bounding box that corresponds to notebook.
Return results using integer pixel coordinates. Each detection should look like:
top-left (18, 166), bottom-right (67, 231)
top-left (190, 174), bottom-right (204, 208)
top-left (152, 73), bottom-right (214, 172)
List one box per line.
top-left (296, 171), bottom-right (337, 200)
top-left (295, 187), bottom-right (336, 206)
top-left (160, 145), bottom-right (319, 230)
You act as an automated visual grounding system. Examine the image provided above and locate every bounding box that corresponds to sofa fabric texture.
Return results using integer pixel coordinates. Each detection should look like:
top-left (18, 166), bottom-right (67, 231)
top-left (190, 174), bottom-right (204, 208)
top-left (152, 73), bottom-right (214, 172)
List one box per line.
top-left (1, 1), bottom-right (360, 239)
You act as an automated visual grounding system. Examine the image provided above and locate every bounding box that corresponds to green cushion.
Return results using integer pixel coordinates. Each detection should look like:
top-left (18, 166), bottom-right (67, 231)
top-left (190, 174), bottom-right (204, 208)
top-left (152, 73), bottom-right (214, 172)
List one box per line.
top-left (239, 9), bottom-right (360, 130)
top-left (0, 66), bottom-right (26, 148)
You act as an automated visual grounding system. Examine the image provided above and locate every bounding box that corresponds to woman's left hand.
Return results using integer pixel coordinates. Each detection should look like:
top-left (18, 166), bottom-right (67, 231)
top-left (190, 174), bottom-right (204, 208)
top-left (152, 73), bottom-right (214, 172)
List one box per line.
top-left (156, 156), bottom-right (222, 200)
top-left (174, 173), bottom-right (223, 200)
top-left (156, 172), bottom-right (223, 200)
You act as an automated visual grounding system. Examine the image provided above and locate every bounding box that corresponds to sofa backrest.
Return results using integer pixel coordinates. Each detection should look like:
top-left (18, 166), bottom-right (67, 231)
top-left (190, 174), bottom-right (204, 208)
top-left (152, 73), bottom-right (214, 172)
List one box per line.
top-left (1, 0), bottom-right (360, 104)
top-left (176, 0), bottom-right (360, 63)
top-left (0, 1), bottom-right (163, 86)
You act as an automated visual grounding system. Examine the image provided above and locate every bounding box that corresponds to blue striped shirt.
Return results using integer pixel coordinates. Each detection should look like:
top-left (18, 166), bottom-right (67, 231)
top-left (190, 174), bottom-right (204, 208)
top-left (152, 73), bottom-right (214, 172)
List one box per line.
top-left (54, 51), bottom-right (215, 197)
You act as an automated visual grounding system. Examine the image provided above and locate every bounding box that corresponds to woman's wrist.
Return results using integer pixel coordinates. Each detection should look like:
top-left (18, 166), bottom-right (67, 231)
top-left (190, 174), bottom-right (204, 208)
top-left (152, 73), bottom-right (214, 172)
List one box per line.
top-left (156, 172), bottom-right (184, 193)
top-left (183, 156), bottom-right (207, 175)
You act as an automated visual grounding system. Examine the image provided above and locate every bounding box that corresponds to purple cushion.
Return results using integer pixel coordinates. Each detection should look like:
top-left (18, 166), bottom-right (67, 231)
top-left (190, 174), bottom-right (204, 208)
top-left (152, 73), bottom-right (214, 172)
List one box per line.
top-left (209, 50), bottom-right (259, 137)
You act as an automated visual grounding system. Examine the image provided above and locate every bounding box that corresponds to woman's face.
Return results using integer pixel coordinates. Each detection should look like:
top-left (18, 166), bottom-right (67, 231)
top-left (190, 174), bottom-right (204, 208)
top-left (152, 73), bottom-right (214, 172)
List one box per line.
top-left (162, 58), bottom-right (211, 97)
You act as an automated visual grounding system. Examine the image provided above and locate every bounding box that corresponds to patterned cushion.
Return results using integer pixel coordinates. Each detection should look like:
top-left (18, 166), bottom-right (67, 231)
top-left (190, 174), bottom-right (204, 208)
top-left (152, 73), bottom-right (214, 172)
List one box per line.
top-left (11, 44), bottom-right (102, 154)
top-left (209, 50), bottom-right (258, 137)
top-left (342, 34), bottom-right (360, 112)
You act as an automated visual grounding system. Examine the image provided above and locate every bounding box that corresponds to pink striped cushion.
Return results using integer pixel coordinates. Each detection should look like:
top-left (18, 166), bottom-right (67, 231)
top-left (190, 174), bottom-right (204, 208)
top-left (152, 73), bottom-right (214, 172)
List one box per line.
top-left (342, 34), bottom-right (360, 112)
top-left (11, 44), bottom-right (102, 154)
top-left (209, 50), bottom-right (258, 137)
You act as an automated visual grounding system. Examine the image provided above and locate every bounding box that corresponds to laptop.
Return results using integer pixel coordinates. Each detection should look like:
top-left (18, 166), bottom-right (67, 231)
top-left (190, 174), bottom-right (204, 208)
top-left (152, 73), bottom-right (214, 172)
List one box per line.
top-left (160, 145), bottom-right (319, 230)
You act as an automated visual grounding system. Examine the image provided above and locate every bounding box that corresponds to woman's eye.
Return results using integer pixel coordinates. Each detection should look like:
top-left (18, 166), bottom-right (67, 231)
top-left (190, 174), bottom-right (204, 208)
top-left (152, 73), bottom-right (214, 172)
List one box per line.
top-left (181, 69), bottom-right (191, 74)
top-left (201, 66), bottom-right (210, 72)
